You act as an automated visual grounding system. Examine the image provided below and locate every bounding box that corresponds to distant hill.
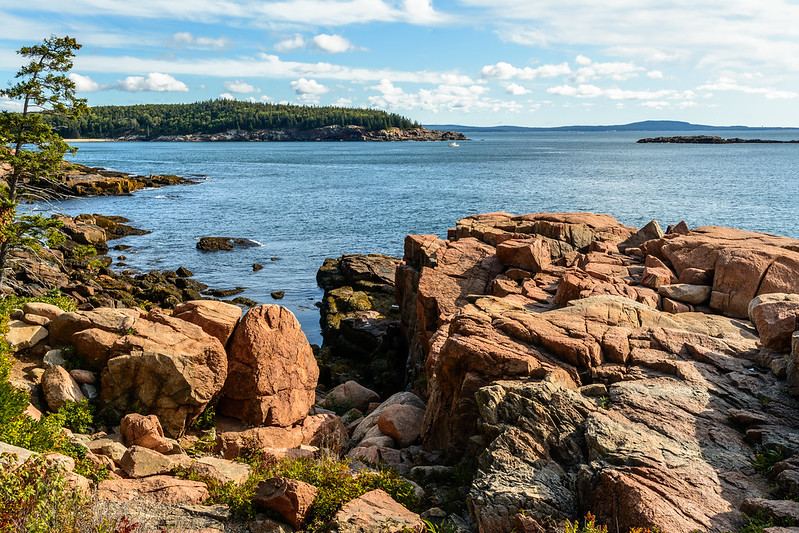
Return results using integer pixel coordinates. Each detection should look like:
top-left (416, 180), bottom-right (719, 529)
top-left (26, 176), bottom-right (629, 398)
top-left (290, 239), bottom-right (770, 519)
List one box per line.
top-left (47, 100), bottom-right (421, 139)
top-left (424, 120), bottom-right (799, 133)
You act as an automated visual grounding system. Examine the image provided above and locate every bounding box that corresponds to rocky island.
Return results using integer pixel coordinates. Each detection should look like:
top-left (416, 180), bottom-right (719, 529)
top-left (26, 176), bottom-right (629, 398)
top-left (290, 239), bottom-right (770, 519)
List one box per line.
top-left (638, 135), bottom-right (799, 143)
top-left (48, 100), bottom-right (467, 143)
top-left (5, 206), bottom-right (799, 532)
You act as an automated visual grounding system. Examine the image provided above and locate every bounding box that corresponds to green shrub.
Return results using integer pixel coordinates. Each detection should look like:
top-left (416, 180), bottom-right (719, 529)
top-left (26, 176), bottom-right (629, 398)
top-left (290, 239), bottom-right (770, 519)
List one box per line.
top-left (45, 227), bottom-right (66, 249)
top-left (192, 405), bottom-right (215, 431)
top-left (72, 244), bottom-right (97, 258)
top-left (176, 444), bottom-right (419, 531)
top-left (0, 453), bottom-right (91, 532)
top-left (753, 447), bottom-right (784, 476)
top-left (58, 399), bottom-right (94, 434)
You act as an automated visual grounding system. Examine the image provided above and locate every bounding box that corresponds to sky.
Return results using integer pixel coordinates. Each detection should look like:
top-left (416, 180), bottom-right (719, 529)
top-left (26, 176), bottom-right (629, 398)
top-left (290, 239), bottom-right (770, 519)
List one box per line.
top-left (1, 0), bottom-right (799, 127)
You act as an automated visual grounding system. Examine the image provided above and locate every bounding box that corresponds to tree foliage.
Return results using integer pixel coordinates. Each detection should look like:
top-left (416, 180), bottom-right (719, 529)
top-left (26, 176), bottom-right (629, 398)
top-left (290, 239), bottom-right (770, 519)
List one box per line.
top-left (47, 99), bottom-right (419, 138)
top-left (0, 35), bottom-right (87, 284)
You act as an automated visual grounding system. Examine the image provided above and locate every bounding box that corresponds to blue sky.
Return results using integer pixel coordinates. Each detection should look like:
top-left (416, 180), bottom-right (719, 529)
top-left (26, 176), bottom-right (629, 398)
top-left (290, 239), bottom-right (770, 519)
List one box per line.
top-left (1, 0), bottom-right (799, 127)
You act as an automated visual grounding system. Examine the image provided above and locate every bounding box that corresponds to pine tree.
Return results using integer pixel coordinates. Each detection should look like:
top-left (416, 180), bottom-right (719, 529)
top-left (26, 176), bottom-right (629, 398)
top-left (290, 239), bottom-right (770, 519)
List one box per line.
top-left (0, 35), bottom-right (87, 285)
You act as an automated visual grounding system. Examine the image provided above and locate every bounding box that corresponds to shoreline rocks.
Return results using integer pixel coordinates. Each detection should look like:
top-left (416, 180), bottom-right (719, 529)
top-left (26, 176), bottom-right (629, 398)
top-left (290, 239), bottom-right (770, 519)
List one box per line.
top-left (116, 125), bottom-right (467, 142)
top-left (638, 135), bottom-right (799, 144)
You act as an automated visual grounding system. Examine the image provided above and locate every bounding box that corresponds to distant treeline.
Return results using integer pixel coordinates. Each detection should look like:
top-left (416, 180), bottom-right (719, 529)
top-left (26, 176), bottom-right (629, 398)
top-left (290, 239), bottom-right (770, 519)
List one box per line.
top-left (46, 100), bottom-right (419, 138)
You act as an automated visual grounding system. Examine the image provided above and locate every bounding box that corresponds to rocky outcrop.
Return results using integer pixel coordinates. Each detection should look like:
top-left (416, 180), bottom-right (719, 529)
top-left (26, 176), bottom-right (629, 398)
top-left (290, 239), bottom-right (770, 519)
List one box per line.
top-left (120, 125), bottom-right (466, 142)
top-left (638, 136), bottom-right (799, 144)
top-left (316, 254), bottom-right (407, 396)
top-left (217, 305), bottom-right (318, 427)
top-left (329, 489), bottom-right (424, 533)
top-left (97, 309), bottom-right (228, 437)
top-left (394, 211), bottom-right (799, 533)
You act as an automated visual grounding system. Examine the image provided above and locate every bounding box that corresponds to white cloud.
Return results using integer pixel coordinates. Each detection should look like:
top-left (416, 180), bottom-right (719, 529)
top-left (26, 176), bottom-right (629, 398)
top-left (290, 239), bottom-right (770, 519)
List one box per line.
top-left (480, 61), bottom-right (571, 80)
top-left (0, 97), bottom-right (24, 112)
top-left (697, 77), bottom-right (798, 99)
top-left (275, 35), bottom-right (306, 52)
top-left (368, 79), bottom-right (520, 114)
top-left (224, 80), bottom-right (260, 93)
top-left (505, 83), bottom-right (530, 96)
top-left (291, 77), bottom-right (328, 102)
top-left (168, 32), bottom-right (231, 50)
top-left (69, 73), bottom-right (104, 92)
top-left (311, 34), bottom-right (355, 53)
top-left (334, 97), bottom-right (354, 106)
top-left (118, 72), bottom-right (189, 92)
top-left (73, 52), bottom-right (472, 86)
top-left (291, 77), bottom-right (329, 95)
top-left (461, 0), bottom-right (799, 74)
top-left (570, 61), bottom-right (643, 83)
top-left (647, 70), bottom-right (664, 79)
top-left (547, 84), bottom-right (677, 100)
top-left (218, 92), bottom-right (236, 100)
top-left (575, 54), bottom-right (592, 66)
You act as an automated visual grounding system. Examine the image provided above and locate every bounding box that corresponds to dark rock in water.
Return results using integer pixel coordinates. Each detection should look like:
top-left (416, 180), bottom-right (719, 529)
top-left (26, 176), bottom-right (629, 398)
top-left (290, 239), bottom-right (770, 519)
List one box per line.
top-left (196, 237), bottom-right (260, 252)
top-left (638, 135), bottom-right (799, 144)
top-left (270, 257), bottom-right (279, 261)
top-left (252, 263), bottom-right (264, 271)
top-left (176, 266), bottom-right (193, 278)
top-left (113, 244), bottom-right (132, 251)
top-left (204, 287), bottom-right (245, 297)
top-left (316, 254), bottom-right (406, 398)
top-left (270, 291), bottom-right (285, 300)
top-left (117, 255), bottom-right (126, 260)
top-left (231, 297), bottom-right (257, 307)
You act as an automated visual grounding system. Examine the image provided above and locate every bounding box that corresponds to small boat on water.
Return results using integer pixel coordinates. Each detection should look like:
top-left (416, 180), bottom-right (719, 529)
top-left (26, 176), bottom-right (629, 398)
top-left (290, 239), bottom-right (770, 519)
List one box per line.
top-left (448, 142), bottom-right (459, 147)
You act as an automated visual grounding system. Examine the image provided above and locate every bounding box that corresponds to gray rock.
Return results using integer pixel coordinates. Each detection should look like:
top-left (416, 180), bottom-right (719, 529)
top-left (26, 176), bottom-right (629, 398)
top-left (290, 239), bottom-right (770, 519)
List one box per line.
top-left (657, 283), bottom-right (712, 305)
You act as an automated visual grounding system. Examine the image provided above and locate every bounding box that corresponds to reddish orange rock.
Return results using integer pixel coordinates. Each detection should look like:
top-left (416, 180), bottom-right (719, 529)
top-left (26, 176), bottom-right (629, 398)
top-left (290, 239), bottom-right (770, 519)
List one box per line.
top-left (218, 305), bottom-right (319, 427)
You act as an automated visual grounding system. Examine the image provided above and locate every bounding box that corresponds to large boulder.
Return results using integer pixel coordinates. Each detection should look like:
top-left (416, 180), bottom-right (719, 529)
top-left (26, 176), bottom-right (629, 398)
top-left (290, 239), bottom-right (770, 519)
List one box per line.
top-left (97, 476), bottom-right (209, 505)
top-left (120, 413), bottom-right (173, 453)
top-left (49, 307), bottom-right (142, 345)
top-left (172, 300), bottom-right (242, 346)
top-left (42, 364), bottom-right (85, 411)
top-left (100, 309), bottom-right (228, 438)
top-left (749, 294), bottom-right (799, 352)
top-left (217, 305), bottom-right (318, 427)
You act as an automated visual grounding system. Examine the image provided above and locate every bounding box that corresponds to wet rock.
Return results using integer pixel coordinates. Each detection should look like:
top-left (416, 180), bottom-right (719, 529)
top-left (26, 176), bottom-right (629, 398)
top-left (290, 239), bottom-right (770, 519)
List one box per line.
top-left (316, 254), bottom-right (406, 397)
top-left (271, 291), bottom-right (285, 299)
top-left (196, 237), bottom-right (260, 251)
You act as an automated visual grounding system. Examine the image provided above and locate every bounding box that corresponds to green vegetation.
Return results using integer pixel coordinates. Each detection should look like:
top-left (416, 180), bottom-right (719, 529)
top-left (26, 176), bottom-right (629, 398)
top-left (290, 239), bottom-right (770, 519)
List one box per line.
top-left (71, 244), bottom-right (97, 258)
top-left (0, 35), bottom-right (87, 284)
top-left (564, 514), bottom-right (664, 533)
top-left (752, 446), bottom-right (784, 476)
top-left (47, 100), bottom-right (420, 139)
top-left (176, 442), bottom-right (418, 531)
top-left (57, 399), bottom-right (94, 434)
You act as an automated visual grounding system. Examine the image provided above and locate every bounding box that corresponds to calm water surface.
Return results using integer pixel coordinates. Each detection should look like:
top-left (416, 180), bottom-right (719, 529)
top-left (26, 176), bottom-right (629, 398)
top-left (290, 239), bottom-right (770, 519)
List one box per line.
top-left (55, 130), bottom-right (799, 343)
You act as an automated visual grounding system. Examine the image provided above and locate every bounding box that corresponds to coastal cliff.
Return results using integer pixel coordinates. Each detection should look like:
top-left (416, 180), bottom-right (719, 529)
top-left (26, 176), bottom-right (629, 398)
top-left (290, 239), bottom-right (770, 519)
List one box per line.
top-left (6, 208), bottom-right (799, 532)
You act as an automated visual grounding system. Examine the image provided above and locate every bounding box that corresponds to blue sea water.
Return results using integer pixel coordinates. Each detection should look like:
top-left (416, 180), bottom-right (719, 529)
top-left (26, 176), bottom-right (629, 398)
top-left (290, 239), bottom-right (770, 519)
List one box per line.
top-left (54, 130), bottom-right (799, 343)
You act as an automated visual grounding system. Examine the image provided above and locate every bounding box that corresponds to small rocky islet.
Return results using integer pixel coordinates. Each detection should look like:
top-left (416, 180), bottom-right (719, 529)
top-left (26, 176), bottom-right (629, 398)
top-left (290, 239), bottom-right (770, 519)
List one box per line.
top-left (5, 168), bottom-right (799, 531)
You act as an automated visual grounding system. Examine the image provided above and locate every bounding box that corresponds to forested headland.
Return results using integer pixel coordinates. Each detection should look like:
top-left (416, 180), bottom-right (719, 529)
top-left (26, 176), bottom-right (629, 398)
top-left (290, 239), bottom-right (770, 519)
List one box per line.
top-left (46, 100), bottom-right (421, 139)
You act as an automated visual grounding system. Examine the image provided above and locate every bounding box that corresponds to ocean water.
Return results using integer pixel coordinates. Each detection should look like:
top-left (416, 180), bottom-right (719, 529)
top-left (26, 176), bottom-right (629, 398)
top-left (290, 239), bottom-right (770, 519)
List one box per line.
top-left (53, 130), bottom-right (799, 343)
